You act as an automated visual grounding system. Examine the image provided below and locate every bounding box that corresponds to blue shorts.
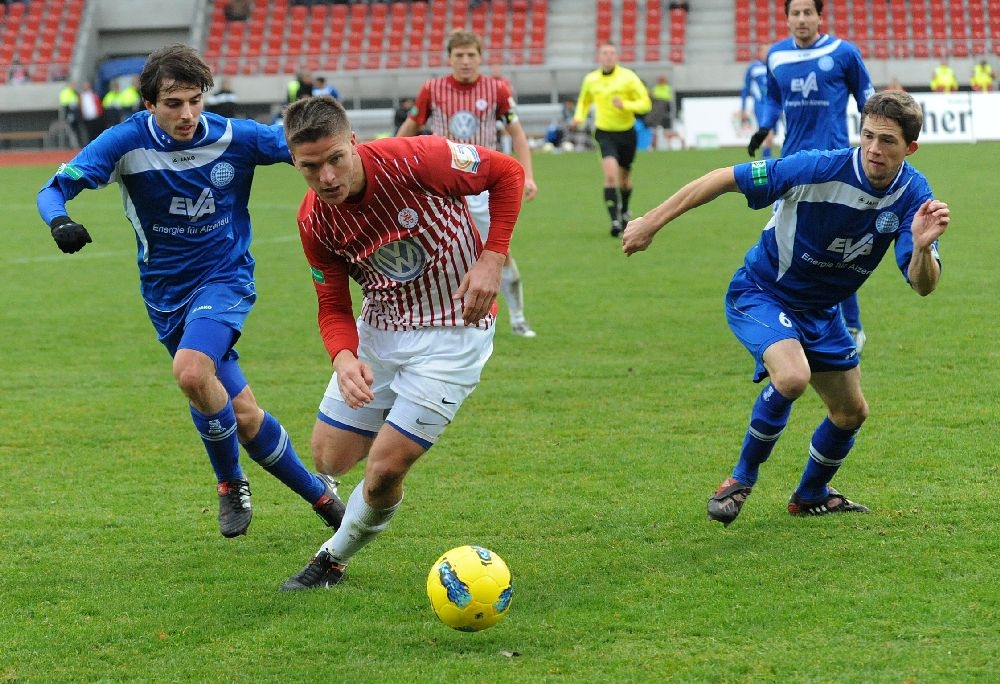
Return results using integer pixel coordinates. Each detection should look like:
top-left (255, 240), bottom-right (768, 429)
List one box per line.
top-left (725, 268), bottom-right (859, 383)
top-left (148, 281), bottom-right (256, 358)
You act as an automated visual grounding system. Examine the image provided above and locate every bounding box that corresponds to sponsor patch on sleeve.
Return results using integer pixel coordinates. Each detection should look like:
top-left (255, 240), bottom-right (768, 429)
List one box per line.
top-left (311, 266), bottom-right (326, 284)
top-left (57, 163), bottom-right (84, 180)
top-left (750, 160), bottom-right (768, 186)
top-left (446, 139), bottom-right (481, 174)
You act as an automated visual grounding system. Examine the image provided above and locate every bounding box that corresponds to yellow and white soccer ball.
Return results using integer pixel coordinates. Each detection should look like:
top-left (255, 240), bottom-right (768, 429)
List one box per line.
top-left (426, 545), bottom-right (512, 632)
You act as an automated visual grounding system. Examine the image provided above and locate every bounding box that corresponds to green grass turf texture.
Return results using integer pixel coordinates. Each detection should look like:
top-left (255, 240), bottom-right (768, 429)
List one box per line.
top-left (1, 142), bottom-right (998, 683)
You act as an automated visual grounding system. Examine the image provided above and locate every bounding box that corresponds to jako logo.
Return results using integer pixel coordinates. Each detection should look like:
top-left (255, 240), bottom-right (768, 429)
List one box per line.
top-left (169, 188), bottom-right (216, 219)
top-left (791, 72), bottom-right (818, 98)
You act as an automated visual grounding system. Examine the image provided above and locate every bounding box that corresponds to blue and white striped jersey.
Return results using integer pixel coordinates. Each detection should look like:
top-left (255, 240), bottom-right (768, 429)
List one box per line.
top-left (733, 147), bottom-right (938, 310)
top-left (761, 35), bottom-right (875, 155)
top-left (37, 110), bottom-right (291, 313)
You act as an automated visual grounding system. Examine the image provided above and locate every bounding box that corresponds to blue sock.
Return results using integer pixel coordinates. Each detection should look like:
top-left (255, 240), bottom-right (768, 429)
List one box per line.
top-left (732, 384), bottom-right (793, 487)
top-left (796, 417), bottom-right (859, 501)
top-left (840, 292), bottom-right (862, 330)
top-left (762, 148), bottom-right (773, 159)
top-left (191, 401), bottom-right (243, 483)
top-left (242, 411), bottom-right (325, 504)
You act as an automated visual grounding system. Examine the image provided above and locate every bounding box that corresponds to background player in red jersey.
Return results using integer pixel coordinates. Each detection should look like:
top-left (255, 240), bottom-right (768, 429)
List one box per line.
top-left (277, 96), bottom-right (525, 590)
top-left (397, 29), bottom-right (538, 337)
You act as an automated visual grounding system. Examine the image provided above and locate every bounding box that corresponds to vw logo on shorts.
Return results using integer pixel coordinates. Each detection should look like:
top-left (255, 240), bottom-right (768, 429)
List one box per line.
top-left (210, 162), bottom-right (236, 188)
top-left (372, 238), bottom-right (427, 282)
top-left (875, 211), bottom-right (899, 234)
top-left (449, 111), bottom-right (479, 140)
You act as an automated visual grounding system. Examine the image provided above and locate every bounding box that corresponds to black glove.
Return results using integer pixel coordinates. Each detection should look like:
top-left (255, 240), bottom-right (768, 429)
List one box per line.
top-left (747, 127), bottom-right (770, 158)
top-left (49, 216), bottom-right (92, 254)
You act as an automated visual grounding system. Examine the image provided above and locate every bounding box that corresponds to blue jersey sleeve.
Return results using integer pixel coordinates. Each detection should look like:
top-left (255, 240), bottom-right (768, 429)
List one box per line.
top-left (243, 119), bottom-right (292, 166)
top-left (37, 127), bottom-right (124, 225)
top-left (844, 44), bottom-right (876, 112)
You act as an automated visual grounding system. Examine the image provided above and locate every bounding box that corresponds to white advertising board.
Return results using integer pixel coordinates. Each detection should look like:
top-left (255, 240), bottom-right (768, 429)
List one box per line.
top-left (680, 92), bottom-right (999, 148)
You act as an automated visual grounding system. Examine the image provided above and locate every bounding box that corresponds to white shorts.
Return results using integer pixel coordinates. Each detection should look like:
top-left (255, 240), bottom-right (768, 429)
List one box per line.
top-left (466, 190), bottom-right (490, 241)
top-left (317, 322), bottom-right (495, 447)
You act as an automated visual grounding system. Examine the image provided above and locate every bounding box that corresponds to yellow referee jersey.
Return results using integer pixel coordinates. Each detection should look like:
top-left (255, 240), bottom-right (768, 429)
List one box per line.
top-left (573, 65), bottom-right (652, 132)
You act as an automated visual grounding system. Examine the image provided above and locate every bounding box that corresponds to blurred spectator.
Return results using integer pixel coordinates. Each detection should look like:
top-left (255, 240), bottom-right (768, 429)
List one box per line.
top-left (646, 74), bottom-right (684, 150)
top-left (102, 81), bottom-right (124, 127)
top-left (394, 97), bottom-right (415, 131)
top-left (225, 0), bottom-right (250, 21)
top-left (286, 70), bottom-right (314, 103)
top-left (58, 81), bottom-right (80, 129)
top-left (971, 60), bottom-right (994, 92)
top-left (668, 1), bottom-right (690, 11)
top-left (8, 58), bottom-right (29, 85)
top-left (119, 76), bottom-right (142, 118)
top-left (207, 79), bottom-right (239, 118)
top-left (314, 75), bottom-right (341, 101)
top-left (78, 82), bottom-right (105, 144)
top-left (883, 77), bottom-right (906, 92)
top-left (930, 61), bottom-right (958, 93)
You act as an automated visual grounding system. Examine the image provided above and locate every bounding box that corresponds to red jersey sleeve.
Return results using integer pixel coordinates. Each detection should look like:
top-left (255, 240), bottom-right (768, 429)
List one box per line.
top-left (387, 136), bottom-right (525, 254)
top-left (408, 81), bottom-right (433, 127)
top-left (297, 191), bottom-right (359, 362)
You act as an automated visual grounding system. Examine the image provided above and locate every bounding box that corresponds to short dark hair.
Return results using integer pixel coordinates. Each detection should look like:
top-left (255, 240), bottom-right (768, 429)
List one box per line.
top-left (283, 95), bottom-right (352, 149)
top-left (861, 90), bottom-right (924, 143)
top-left (785, 0), bottom-right (823, 15)
top-left (139, 44), bottom-right (213, 104)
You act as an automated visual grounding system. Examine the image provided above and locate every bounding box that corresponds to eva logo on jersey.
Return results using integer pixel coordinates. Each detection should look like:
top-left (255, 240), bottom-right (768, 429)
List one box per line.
top-left (827, 234), bottom-right (873, 262)
top-left (169, 187), bottom-right (217, 220)
top-left (791, 72), bottom-right (819, 98)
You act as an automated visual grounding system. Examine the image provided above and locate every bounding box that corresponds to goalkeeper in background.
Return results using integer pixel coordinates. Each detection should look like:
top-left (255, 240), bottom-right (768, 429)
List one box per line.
top-left (746, 0), bottom-right (875, 353)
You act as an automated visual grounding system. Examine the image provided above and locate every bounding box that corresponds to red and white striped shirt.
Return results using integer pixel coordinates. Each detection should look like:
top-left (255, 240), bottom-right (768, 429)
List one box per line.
top-left (297, 135), bottom-right (524, 361)
top-left (408, 75), bottom-right (519, 149)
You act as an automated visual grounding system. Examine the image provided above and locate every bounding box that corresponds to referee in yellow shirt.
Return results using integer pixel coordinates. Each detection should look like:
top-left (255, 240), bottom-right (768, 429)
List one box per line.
top-left (571, 42), bottom-right (652, 237)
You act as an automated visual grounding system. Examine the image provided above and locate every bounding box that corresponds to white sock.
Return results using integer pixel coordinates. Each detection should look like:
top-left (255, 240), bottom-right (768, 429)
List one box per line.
top-left (501, 258), bottom-right (525, 323)
top-left (320, 478), bottom-right (401, 565)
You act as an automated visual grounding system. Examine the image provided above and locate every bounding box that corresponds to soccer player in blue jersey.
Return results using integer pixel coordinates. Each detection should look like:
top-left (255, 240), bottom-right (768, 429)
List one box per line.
top-left (740, 46), bottom-right (774, 160)
top-left (36, 44), bottom-right (345, 539)
top-left (747, 0), bottom-right (876, 353)
top-left (622, 90), bottom-right (950, 525)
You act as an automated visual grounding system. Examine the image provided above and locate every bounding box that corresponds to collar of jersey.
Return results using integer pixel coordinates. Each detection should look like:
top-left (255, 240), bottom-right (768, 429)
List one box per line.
top-left (145, 112), bottom-right (210, 149)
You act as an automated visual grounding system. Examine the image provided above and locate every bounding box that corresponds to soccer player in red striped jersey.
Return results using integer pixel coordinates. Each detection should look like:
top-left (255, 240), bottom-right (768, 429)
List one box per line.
top-left (278, 96), bottom-right (525, 590)
top-left (398, 29), bottom-right (539, 338)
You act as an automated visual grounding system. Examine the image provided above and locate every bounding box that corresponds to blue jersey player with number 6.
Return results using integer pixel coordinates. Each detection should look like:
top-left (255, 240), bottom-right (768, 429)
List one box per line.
top-left (36, 44), bottom-right (345, 540)
top-left (623, 90), bottom-right (949, 526)
top-left (748, 0), bottom-right (876, 354)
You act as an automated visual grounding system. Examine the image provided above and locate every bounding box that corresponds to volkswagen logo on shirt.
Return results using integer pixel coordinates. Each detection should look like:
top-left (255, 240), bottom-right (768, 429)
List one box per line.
top-left (210, 162), bottom-right (235, 188)
top-left (448, 111), bottom-right (479, 140)
top-left (371, 238), bottom-right (427, 282)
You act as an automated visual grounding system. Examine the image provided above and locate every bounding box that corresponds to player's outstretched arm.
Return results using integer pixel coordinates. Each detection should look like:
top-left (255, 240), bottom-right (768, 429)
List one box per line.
top-left (907, 199), bottom-right (950, 296)
top-left (622, 167), bottom-right (738, 256)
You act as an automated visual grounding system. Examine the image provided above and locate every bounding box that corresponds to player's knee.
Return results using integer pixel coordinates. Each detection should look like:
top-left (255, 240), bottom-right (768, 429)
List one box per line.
top-left (832, 400), bottom-right (869, 430)
top-left (364, 459), bottom-right (409, 497)
top-left (770, 369), bottom-right (810, 400)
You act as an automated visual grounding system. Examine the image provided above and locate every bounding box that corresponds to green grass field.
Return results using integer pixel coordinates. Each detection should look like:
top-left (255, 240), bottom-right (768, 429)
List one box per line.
top-left (2, 142), bottom-right (998, 683)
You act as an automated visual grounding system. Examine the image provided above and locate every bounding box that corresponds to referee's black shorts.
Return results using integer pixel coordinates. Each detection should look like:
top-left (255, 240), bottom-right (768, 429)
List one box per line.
top-left (594, 127), bottom-right (638, 171)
